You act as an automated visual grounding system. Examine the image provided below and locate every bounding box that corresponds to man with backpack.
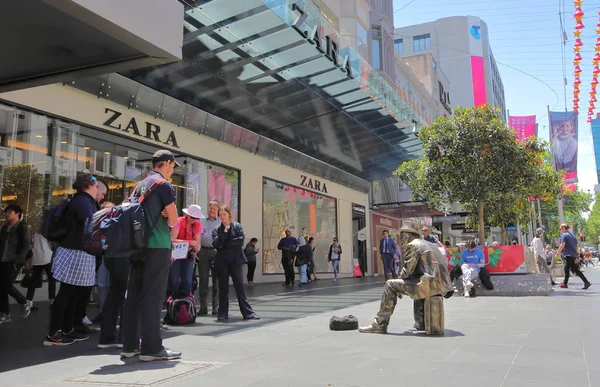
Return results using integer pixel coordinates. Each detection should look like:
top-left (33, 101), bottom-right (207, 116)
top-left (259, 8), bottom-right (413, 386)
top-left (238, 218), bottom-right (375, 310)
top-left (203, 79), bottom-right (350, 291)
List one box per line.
top-left (0, 205), bottom-right (33, 323)
top-left (120, 150), bottom-right (182, 362)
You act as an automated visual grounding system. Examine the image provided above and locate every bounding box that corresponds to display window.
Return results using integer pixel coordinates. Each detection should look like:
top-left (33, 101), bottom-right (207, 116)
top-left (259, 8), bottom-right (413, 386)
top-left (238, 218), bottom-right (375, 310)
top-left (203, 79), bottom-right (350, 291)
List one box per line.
top-left (262, 177), bottom-right (337, 274)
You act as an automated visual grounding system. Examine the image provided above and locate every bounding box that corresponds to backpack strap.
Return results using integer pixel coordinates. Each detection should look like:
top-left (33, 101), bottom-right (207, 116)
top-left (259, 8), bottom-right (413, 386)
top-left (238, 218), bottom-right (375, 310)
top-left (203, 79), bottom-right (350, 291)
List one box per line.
top-left (131, 178), bottom-right (167, 203)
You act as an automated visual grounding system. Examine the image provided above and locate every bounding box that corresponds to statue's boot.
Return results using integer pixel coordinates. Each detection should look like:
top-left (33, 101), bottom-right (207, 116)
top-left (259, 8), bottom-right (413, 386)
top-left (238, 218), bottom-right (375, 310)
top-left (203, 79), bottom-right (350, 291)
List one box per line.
top-left (358, 321), bottom-right (388, 334)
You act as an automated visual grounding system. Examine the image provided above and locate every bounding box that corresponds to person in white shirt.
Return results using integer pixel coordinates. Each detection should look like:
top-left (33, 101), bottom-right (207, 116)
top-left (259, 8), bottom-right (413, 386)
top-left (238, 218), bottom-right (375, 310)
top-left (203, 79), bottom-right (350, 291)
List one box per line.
top-left (532, 228), bottom-right (555, 285)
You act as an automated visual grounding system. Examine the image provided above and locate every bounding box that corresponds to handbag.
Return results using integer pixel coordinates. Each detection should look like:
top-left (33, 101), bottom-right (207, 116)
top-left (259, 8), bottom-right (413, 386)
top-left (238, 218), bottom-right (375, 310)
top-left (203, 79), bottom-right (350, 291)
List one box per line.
top-left (20, 268), bottom-right (42, 289)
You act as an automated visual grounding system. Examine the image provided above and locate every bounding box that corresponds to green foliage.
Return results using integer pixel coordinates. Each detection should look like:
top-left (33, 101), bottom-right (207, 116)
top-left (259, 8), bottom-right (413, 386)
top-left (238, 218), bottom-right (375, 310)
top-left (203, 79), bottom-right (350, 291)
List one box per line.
top-left (542, 188), bottom-right (592, 244)
top-left (395, 105), bottom-right (563, 243)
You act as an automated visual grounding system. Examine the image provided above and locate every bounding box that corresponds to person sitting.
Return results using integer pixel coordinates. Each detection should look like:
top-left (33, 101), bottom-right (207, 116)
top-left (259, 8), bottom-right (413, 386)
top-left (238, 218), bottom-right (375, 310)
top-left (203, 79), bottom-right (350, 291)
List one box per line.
top-left (459, 241), bottom-right (485, 298)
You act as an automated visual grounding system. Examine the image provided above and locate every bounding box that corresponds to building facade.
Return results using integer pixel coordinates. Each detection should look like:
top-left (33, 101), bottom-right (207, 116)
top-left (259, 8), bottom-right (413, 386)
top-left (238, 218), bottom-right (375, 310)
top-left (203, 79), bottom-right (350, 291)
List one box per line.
top-left (0, 0), bottom-right (448, 282)
top-left (395, 16), bottom-right (506, 118)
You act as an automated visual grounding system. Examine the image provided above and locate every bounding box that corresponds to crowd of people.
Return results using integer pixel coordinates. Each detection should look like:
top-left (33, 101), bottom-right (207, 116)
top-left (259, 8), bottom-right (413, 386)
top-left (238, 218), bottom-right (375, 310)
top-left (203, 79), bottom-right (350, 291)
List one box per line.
top-left (0, 149), bottom-right (261, 362)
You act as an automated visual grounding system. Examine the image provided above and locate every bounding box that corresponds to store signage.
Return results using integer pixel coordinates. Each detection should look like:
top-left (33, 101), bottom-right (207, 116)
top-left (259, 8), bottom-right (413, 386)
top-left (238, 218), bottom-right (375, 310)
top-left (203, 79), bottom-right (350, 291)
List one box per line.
top-left (103, 108), bottom-right (179, 148)
top-left (377, 217), bottom-right (393, 227)
top-left (352, 204), bottom-right (366, 215)
top-left (300, 174), bottom-right (328, 193)
top-left (432, 215), bottom-right (459, 223)
top-left (291, 3), bottom-right (353, 79)
top-left (438, 81), bottom-right (452, 113)
top-left (451, 223), bottom-right (465, 230)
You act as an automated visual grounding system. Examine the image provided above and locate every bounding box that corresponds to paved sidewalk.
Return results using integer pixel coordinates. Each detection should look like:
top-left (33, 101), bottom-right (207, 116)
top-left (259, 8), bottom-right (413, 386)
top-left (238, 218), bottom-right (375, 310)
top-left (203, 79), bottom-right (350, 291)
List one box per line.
top-left (2, 269), bottom-right (599, 386)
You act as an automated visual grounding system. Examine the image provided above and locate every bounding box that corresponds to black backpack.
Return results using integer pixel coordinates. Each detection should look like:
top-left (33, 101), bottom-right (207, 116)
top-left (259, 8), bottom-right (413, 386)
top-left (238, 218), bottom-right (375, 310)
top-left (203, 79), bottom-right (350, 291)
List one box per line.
top-left (329, 315), bottom-right (359, 331)
top-left (42, 198), bottom-right (71, 243)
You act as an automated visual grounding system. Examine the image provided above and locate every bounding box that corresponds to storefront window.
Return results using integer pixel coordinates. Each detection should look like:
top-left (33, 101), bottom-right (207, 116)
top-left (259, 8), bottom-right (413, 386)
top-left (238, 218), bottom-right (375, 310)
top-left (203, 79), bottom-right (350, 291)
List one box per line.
top-left (0, 103), bottom-right (240, 243)
top-left (262, 178), bottom-right (337, 274)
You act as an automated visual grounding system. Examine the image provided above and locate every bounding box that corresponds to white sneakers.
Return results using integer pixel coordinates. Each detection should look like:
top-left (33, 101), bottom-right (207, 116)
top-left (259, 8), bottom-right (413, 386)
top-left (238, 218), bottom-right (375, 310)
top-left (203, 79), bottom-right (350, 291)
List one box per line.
top-left (82, 316), bottom-right (93, 326)
top-left (464, 291), bottom-right (470, 298)
top-left (21, 300), bottom-right (33, 319)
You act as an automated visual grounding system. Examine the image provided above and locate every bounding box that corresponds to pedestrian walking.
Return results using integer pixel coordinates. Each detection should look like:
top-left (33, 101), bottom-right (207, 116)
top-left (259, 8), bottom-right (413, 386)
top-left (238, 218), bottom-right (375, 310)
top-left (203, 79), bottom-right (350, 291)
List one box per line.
top-left (120, 150), bottom-right (181, 361)
top-left (197, 200), bottom-right (220, 316)
top-left (328, 237), bottom-right (342, 283)
top-left (244, 238), bottom-right (259, 285)
top-left (379, 230), bottom-right (398, 280)
top-left (556, 223), bottom-right (591, 290)
top-left (277, 229), bottom-right (297, 287)
top-left (531, 228), bottom-right (555, 285)
top-left (25, 232), bottom-right (55, 309)
top-left (45, 174), bottom-right (99, 346)
top-left (0, 205), bottom-right (33, 323)
top-left (212, 205), bottom-right (259, 321)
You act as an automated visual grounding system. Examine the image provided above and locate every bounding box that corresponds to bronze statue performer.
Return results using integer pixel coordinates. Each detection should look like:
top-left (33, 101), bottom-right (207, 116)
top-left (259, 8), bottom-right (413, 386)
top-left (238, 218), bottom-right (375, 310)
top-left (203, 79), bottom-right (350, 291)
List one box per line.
top-left (359, 224), bottom-right (453, 334)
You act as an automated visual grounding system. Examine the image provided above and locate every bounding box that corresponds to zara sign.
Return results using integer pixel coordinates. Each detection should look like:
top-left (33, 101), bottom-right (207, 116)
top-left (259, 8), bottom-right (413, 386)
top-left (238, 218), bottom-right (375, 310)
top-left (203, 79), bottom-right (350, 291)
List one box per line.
top-left (291, 3), bottom-right (353, 79)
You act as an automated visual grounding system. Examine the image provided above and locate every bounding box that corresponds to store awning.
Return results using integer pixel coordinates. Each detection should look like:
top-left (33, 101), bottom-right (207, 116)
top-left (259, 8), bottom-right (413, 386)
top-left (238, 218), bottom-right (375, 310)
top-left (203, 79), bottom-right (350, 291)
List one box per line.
top-left (0, 0), bottom-right (183, 92)
top-left (119, 0), bottom-right (424, 182)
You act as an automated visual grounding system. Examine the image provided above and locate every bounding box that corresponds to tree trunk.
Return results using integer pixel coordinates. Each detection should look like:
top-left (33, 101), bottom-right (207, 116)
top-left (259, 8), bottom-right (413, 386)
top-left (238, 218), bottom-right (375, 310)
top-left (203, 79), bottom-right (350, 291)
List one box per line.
top-left (500, 223), bottom-right (506, 245)
top-left (478, 199), bottom-right (485, 245)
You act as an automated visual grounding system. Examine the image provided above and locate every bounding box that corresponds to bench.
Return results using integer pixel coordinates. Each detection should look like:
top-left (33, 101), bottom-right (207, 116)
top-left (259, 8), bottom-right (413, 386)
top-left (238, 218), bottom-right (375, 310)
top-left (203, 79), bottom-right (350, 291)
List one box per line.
top-left (424, 295), bottom-right (444, 336)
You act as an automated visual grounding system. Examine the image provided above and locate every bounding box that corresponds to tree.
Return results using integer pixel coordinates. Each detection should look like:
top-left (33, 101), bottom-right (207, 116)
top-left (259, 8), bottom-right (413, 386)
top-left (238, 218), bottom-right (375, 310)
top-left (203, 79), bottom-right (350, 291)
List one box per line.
top-left (541, 188), bottom-right (592, 244)
top-left (395, 105), bottom-right (562, 244)
top-left (584, 193), bottom-right (600, 245)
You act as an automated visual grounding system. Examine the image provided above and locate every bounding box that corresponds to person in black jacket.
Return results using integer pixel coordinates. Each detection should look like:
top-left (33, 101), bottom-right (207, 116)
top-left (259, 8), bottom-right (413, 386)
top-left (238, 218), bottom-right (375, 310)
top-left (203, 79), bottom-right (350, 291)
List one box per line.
top-left (212, 205), bottom-right (259, 322)
top-left (0, 204), bottom-right (33, 323)
top-left (296, 237), bottom-right (314, 287)
top-left (45, 173), bottom-right (99, 346)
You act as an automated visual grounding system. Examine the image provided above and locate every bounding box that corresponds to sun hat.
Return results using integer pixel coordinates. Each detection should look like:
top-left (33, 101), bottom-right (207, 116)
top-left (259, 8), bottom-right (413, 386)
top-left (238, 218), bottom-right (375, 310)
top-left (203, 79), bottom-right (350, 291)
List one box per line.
top-left (182, 204), bottom-right (204, 219)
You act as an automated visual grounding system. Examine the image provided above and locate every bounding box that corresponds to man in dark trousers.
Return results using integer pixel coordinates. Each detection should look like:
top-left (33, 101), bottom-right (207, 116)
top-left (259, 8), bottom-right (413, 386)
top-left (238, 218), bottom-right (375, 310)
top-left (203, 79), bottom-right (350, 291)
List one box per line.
top-left (277, 229), bottom-right (297, 287)
top-left (0, 205), bottom-right (33, 323)
top-left (556, 223), bottom-right (591, 290)
top-left (197, 200), bottom-right (220, 316)
top-left (121, 150), bottom-right (181, 361)
top-left (379, 230), bottom-right (398, 280)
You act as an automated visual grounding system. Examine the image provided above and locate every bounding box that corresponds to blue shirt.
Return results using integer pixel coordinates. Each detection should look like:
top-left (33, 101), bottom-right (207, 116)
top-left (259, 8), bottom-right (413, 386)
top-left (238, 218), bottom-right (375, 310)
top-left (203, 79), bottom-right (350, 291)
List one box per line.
top-left (277, 236), bottom-right (298, 260)
top-left (460, 248), bottom-right (485, 273)
top-left (560, 231), bottom-right (579, 258)
top-left (200, 216), bottom-right (221, 248)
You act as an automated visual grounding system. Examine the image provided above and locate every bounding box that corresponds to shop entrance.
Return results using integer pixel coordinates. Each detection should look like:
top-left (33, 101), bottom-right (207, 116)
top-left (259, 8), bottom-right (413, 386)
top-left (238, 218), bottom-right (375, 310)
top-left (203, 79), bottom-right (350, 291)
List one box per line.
top-left (352, 204), bottom-right (367, 276)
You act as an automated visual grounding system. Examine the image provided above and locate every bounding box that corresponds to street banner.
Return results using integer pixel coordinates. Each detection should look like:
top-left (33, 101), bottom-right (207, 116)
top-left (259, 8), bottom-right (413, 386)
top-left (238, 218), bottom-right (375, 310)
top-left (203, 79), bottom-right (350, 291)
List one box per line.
top-left (549, 111), bottom-right (578, 183)
top-left (509, 115), bottom-right (536, 140)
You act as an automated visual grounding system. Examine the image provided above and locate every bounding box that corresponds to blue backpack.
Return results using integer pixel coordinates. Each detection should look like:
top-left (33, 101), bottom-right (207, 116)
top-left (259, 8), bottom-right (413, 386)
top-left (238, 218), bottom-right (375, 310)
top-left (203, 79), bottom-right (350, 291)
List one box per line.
top-left (83, 179), bottom-right (166, 257)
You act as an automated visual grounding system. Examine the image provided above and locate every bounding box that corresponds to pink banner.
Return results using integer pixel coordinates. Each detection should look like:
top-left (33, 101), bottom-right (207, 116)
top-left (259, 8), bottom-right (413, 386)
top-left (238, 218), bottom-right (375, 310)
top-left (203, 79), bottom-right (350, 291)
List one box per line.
top-left (509, 115), bottom-right (537, 140)
top-left (471, 56), bottom-right (487, 106)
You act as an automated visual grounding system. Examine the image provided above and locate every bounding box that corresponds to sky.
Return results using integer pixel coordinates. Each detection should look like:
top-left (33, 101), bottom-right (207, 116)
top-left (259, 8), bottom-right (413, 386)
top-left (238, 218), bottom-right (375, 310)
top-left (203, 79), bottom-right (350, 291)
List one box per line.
top-left (393, 0), bottom-right (599, 195)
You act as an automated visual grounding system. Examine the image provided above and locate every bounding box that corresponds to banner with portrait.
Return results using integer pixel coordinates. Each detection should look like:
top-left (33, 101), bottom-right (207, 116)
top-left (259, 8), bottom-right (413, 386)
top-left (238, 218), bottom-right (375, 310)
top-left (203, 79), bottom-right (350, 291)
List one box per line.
top-left (549, 111), bottom-right (578, 183)
top-left (509, 115), bottom-right (536, 140)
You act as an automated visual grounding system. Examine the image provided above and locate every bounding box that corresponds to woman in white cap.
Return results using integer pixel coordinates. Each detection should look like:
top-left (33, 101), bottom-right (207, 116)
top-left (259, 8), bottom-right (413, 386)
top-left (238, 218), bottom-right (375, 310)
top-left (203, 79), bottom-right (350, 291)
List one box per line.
top-left (168, 205), bottom-right (203, 298)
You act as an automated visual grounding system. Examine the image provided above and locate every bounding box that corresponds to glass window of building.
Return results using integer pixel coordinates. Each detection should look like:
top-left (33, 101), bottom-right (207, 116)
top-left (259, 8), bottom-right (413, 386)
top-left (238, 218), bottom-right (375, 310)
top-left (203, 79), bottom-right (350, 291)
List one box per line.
top-left (413, 33), bottom-right (431, 52)
top-left (357, 21), bottom-right (369, 60)
top-left (371, 26), bottom-right (382, 70)
top-left (262, 178), bottom-right (337, 274)
top-left (0, 103), bottom-right (240, 242)
top-left (394, 38), bottom-right (404, 55)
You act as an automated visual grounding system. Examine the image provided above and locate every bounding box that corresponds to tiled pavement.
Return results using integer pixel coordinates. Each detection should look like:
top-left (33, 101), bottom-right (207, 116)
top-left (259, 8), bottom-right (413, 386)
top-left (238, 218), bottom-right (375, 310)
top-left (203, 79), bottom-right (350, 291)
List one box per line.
top-left (1, 267), bottom-right (599, 386)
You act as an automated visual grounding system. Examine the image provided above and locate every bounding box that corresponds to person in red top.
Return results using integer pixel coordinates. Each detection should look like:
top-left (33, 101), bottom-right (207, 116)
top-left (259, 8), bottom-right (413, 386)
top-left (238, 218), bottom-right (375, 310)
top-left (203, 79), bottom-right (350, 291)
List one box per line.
top-left (168, 205), bottom-right (203, 297)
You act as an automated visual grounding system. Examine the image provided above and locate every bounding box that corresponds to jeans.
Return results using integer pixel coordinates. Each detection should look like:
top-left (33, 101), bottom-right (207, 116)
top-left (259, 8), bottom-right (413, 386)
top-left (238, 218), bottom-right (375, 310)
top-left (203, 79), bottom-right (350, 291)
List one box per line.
top-left (299, 264), bottom-right (308, 284)
top-left (197, 248), bottom-right (218, 310)
top-left (331, 259), bottom-right (339, 280)
top-left (381, 253), bottom-right (395, 280)
top-left (99, 257), bottom-right (130, 343)
top-left (215, 260), bottom-right (255, 318)
top-left (247, 261), bottom-right (256, 283)
top-left (563, 256), bottom-right (589, 285)
top-left (97, 260), bottom-right (110, 310)
top-left (282, 257), bottom-right (295, 285)
top-left (0, 262), bottom-right (26, 314)
top-left (168, 258), bottom-right (194, 297)
top-left (460, 264), bottom-right (477, 293)
top-left (26, 263), bottom-right (56, 301)
top-left (49, 282), bottom-right (88, 335)
top-left (122, 248), bottom-right (171, 355)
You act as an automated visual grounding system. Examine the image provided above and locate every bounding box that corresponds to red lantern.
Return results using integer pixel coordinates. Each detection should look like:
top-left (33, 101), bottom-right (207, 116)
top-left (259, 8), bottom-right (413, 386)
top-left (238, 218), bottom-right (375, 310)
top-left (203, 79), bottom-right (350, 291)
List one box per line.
top-left (576, 20), bottom-right (585, 30)
top-left (574, 96), bottom-right (580, 103)
top-left (575, 52), bottom-right (583, 61)
top-left (575, 7), bottom-right (584, 19)
top-left (575, 64), bottom-right (583, 73)
top-left (591, 96), bottom-right (598, 103)
top-left (575, 76), bottom-right (582, 85)
top-left (593, 77), bottom-right (599, 86)
top-left (590, 102), bottom-right (596, 109)
top-left (588, 117), bottom-right (593, 122)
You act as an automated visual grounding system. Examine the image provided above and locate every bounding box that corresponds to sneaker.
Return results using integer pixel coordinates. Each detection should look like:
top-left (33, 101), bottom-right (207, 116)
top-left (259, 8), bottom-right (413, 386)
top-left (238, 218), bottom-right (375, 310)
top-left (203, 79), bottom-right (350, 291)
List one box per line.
top-left (75, 324), bottom-right (97, 335)
top-left (21, 300), bottom-right (33, 319)
top-left (211, 307), bottom-right (219, 316)
top-left (82, 316), bottom-right (93, 326)
top-left (559, 283), bottom-right (568, 288)
top-left (66, 329), bottom-right (89, 342)
top-left (583, 282), bottom-right (592, 290)
top-left (0, 313), bottom-right (12, 324)
top-left (44, 331), bottom-right (75, 347)
top-left (197, 308), bottom-right (208, 316)
top-left (139, 348), bottom-right (182, 362)
top-left (464, 291), bottom-right (470, 298)
top-left (98, 339), bottom-right (123, 349)
top-left (120, 347), bottom-right (141, 358)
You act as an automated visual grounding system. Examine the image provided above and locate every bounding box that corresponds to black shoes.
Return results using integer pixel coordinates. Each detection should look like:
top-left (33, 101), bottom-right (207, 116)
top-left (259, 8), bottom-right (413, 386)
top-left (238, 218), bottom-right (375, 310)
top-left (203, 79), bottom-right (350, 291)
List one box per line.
top-left (211, 307), bottom-right (219, 316)
top-left (243, 314), bottom-right (260, 320)
top-left (583, 282), bottom-right (592, 290)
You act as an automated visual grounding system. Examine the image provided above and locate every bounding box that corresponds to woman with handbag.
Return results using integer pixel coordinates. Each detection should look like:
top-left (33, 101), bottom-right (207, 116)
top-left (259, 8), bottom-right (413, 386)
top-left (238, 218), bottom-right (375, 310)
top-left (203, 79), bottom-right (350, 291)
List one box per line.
top-left (296, 237), bottom-right (314, 287)
top-left (212, 205), bottom-right (259, 322)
